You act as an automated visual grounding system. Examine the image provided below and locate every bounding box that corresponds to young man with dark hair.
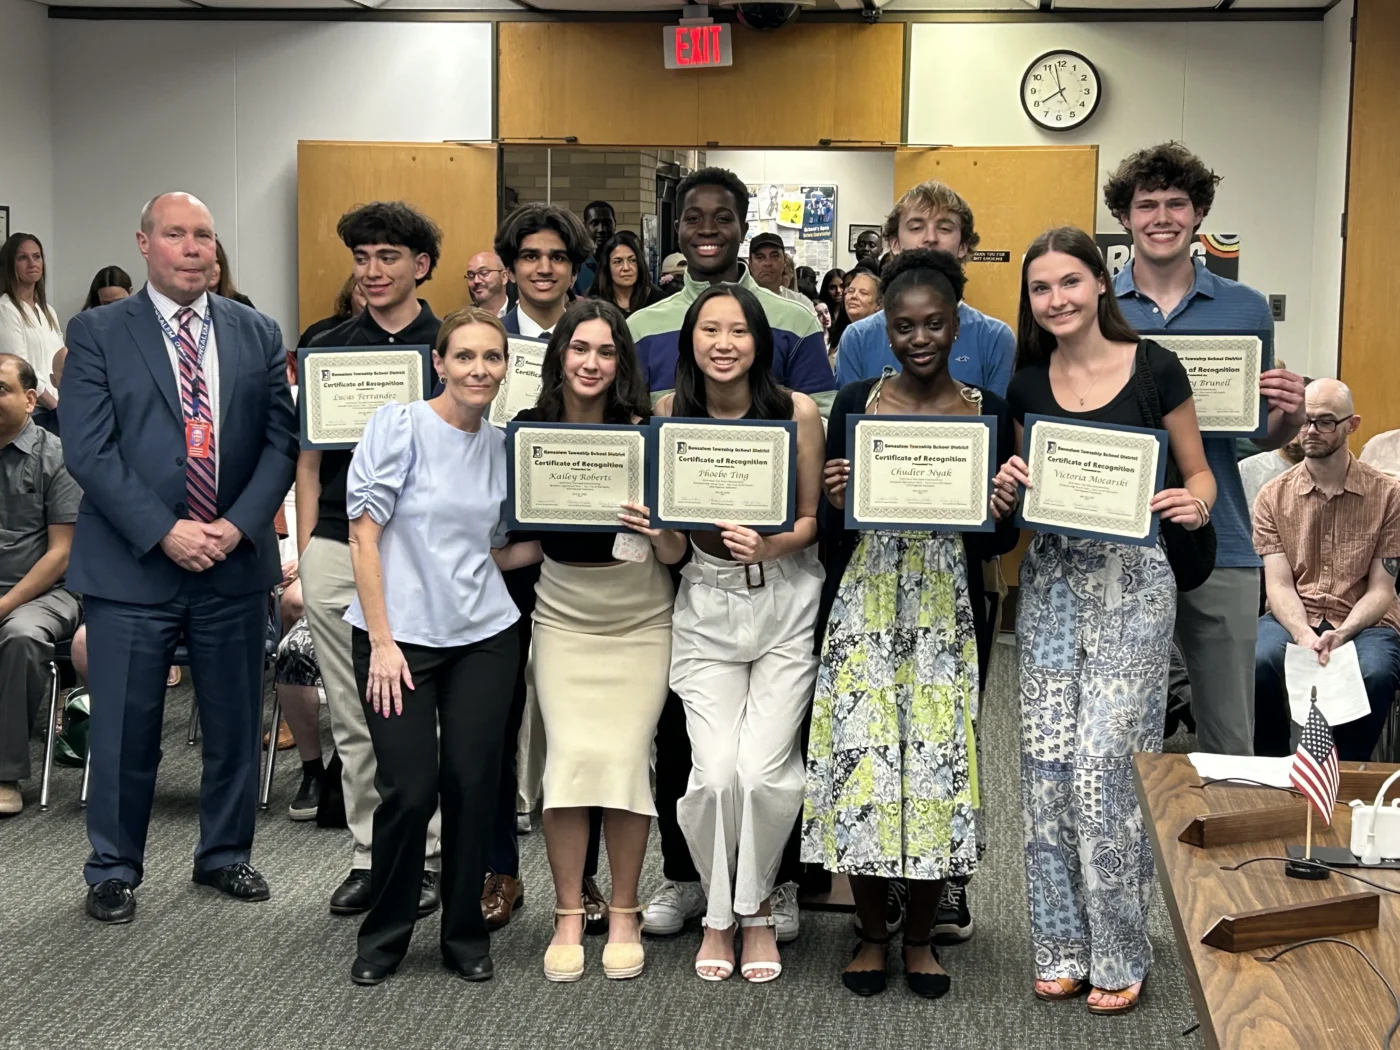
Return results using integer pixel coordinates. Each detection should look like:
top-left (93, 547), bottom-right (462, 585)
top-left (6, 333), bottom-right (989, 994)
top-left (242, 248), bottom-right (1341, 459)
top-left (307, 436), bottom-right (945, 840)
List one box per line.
top-left (834, 180), bottom-right (1015, 397)
top-left (572, 200), bottom-right (617, 297)
top-left (0, 353), bottom-right (81, 817)
top-left (631, 167), bottom-right (834, 946)
top-left (494, 203), bottom-right (591, 338)
top-left (297, 201), bottom-right (445, 920)
top-left (1105, 142), bottom-right (1306, 759)
top-left (853, 228), bottom-right (882, 265)
top-left (627, 167), bottom-right (834, 411)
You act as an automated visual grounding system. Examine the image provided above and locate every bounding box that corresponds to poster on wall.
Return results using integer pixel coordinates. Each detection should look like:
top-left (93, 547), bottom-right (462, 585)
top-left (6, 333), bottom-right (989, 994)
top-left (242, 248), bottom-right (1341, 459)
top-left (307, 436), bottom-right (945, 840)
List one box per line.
top-left (1096, 232), bottom-right (1240, 282)
top-left (641, 214), bottom-right (659, 282)
top-left (740, 183), bottom-right (837, 274)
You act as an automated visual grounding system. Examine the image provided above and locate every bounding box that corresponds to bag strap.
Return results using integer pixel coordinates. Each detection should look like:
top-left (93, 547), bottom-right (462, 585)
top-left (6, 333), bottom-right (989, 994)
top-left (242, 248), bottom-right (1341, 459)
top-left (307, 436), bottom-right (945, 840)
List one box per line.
top-left (1131, 339), bottom-right (1166, 431)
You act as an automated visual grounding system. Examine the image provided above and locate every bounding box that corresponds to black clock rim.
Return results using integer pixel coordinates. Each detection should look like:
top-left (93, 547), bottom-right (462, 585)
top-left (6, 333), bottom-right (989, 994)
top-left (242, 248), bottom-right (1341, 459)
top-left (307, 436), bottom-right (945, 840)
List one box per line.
top-left (1021, 49), bottom-right (1102, 134)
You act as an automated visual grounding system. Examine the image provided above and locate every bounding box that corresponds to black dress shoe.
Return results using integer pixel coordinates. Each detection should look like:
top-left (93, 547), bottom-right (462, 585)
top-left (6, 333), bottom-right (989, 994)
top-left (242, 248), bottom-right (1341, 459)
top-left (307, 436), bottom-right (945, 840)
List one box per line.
top-left (330, 870), bottom-right (372, 915)
top-left (419, 871), bottom-right (441, 919)
top-left (902, 939), bottom-right (952, 1000)
top-left (192, 862), bottom-right (271, 902)
top-left (843, 935), bottom-right (890, 997)
top-left (350, 957), bottom-right (397, 986)
top-left (87, 879), bottom-right (136, 924)
top-left (444, 955), bottom-right (494, 983)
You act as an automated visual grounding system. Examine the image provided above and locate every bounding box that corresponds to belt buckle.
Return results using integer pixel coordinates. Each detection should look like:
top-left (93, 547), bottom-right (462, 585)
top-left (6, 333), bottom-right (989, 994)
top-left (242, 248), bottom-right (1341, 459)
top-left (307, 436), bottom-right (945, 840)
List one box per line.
top-left (745, 562), bottom-right (766, 589)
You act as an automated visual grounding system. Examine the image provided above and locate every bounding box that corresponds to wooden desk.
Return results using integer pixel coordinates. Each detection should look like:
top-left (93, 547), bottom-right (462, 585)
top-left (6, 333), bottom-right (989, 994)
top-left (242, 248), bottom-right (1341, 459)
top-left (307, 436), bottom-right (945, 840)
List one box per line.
top-left (1134, 752), bottom-right (1400, 1050)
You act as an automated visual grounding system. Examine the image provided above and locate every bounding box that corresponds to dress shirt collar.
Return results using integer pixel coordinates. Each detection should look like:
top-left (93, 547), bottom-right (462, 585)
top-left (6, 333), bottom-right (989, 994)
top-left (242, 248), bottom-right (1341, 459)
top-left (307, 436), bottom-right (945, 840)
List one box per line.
top-left (515, 304), bottom-right (553, 339)
top-left (147, 282), bottom-right (211, 325)
top-left (0, 418), bottom-right (38, 456)
top-left (1116, 257), bottom-right (1218, 305)
top-left (1297, 453), bottom-right (1365, 497)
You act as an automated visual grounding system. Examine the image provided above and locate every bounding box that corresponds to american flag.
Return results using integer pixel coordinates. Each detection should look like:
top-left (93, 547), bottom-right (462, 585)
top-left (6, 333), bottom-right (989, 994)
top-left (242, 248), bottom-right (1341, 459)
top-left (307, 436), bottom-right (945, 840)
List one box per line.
top-left (1290, 700), bottom-right (1340, 826)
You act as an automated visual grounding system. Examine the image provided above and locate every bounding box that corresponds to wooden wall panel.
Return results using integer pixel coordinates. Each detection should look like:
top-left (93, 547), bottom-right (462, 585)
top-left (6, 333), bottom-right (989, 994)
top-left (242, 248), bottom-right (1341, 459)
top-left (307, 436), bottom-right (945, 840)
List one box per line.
top-left (1340, 0), bottom-right (1398, 449)
top-left (296, 141), bottom-right (497, 334)
top-left (895, 146), bottom-right (1098, 585)
top-left (498, 22), bottom-right (903, 148)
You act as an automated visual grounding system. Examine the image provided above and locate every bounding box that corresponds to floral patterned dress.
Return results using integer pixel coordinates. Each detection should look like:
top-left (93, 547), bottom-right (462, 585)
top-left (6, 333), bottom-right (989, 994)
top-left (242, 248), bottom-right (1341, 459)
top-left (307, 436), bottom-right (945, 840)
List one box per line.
top-left (802, 528), bottom-right (979, 880)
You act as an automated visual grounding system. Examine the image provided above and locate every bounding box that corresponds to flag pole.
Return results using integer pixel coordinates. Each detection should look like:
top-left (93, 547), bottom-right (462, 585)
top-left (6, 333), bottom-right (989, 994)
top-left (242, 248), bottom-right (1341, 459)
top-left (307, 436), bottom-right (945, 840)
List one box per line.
top-left (1305, 805), bottom-right (1313, 861)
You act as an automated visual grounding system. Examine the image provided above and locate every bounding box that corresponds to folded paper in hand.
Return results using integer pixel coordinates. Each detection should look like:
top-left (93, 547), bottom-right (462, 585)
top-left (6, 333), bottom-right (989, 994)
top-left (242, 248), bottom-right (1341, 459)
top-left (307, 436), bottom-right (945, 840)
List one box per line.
top-left (1283, 642), bottom-right (1371, 727)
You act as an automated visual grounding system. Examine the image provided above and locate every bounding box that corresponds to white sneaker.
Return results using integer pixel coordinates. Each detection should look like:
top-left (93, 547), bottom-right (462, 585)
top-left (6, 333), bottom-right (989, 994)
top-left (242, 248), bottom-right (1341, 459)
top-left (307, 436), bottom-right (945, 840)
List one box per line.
top-left (772, 882), bottom-right (800, 944)
top-left (642, 879), bottom-right (707, 935)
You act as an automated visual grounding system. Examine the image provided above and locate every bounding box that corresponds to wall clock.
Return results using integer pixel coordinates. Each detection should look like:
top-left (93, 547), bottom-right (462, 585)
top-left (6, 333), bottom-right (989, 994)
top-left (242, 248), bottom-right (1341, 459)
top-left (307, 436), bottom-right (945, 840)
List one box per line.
top-left (1021, 50), bottom-right (1101, 132)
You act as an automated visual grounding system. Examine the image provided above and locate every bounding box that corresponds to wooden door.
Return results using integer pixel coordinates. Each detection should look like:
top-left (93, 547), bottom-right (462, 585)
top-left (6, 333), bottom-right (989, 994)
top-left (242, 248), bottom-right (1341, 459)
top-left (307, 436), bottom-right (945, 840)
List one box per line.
top-left (1340, 0), bottom-right (1399, 449)
top-left (297, 141), bottom-right (498, 333)
top-left (895, 146), bottom-right (1099, 588)
top-left (894, 145), bottom-right (1099, 332)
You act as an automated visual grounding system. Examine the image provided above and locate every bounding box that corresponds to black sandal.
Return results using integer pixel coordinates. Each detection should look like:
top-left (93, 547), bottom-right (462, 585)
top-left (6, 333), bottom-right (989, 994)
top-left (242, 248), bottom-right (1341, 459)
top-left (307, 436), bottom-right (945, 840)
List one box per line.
top-left (842, 933), bottom-right (890, 997)
top-left (901, 937), bottom-right (952, 1000)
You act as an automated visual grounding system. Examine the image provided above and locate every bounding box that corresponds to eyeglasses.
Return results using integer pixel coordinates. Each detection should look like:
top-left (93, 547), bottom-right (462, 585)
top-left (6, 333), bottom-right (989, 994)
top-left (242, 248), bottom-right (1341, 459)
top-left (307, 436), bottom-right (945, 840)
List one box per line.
top-left (1302, 416), bottom-right (1355, 433)
top-left (466, 268), bottom-right (505, 280)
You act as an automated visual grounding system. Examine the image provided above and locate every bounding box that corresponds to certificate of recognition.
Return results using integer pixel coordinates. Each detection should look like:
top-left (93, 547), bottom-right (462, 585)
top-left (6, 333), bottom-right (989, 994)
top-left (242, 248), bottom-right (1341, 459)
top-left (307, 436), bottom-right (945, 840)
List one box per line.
top-left (297, 345), bottom-right (432, 450)
top-left (489, 337), bottom-right (549, 428)
top-left (1016, 414), bottom-right (1167, 546)
top-left (1142, 330), bottom-right (1271, 438)
top-left (649, 419), bottom-right (798, 533)
top-left (505, 422), bottom-right (647, 532)
top-left (844, 414), bottom-right (996, 532)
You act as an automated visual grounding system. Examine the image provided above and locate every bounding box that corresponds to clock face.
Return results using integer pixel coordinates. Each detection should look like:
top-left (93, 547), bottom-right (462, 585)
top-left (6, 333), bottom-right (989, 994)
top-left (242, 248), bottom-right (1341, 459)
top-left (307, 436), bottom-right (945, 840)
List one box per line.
top-left (1021, 50), bottom-right (1101, 132)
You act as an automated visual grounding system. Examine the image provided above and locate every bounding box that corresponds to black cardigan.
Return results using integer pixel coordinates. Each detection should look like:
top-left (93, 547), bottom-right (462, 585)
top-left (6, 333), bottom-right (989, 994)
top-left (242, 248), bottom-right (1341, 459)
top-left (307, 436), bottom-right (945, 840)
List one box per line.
top-left (814, 378), bottom-right (1020, 690)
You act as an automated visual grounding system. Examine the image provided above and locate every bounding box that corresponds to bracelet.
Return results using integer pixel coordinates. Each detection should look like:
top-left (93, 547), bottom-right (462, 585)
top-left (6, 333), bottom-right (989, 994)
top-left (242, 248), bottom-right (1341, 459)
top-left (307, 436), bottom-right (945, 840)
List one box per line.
top-left (1191, 497), bottom-right (1211, 526)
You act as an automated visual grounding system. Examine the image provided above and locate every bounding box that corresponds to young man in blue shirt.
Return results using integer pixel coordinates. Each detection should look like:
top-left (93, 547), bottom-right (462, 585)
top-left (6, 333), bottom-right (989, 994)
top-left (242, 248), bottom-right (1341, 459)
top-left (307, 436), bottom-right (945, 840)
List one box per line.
top-left (834, 181), bottom-right (1015, 397)
top-left (1105, 142), bottom-right (1305, 757)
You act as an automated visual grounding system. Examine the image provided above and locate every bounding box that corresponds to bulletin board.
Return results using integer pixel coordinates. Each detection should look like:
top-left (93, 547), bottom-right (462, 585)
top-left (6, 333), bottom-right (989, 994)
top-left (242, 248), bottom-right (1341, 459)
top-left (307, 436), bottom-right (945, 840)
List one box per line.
top-left (740, 184), bottom-right (837, 273)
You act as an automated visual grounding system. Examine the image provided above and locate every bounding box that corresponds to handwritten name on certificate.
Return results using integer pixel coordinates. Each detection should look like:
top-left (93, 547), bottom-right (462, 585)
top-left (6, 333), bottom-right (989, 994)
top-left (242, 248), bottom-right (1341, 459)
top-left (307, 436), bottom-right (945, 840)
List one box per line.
top-left (299, 347), bottom-right (428, 449)
top-left (652, 420), bottom-right (796, 532)
top-left (846, 415), bottom-right (994, 531)
top-left (1146, 333), bottom-right (1269, 436)
top-left (1018, 415), bottom-right (1166, 545)
top-left (507, 423), bottom-right (646, 531)
top-left (489, 337), bottom-right (549, 427)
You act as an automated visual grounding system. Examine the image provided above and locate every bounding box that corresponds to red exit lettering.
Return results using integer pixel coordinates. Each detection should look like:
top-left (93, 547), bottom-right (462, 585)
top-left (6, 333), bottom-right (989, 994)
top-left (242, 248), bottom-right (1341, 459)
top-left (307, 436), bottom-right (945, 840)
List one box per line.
top-left (675, 24), bottom-right (723, 67)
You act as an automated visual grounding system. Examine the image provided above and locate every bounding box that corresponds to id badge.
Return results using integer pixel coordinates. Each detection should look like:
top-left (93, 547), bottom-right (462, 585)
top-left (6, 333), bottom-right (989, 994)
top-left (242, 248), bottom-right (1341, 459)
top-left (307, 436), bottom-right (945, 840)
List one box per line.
top-left (186, 419), bottom-right (212, 459)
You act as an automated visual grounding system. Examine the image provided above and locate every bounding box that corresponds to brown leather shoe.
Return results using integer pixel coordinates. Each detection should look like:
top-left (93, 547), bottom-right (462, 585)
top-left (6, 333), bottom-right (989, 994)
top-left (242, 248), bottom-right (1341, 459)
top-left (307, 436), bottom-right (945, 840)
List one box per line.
top-left (582, 876), bottom-right (610, 936)
top-left (481, 873), bottom-right (524, 931)
top-left (262, 718), bottom-right (295, 752)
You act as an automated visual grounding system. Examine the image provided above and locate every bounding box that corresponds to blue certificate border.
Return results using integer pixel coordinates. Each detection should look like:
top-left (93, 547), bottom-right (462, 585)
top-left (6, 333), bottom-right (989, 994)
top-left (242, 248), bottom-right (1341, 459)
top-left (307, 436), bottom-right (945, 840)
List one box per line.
top-left (843, 414), bottom-right (997, 533)
top-left (505, 421), bottom-right (649, 533)
top-left (1139, 328), bottom-right (1273, 440)
top-left (648, 417), bottom-right (799, 534)
top-left (1014, 414), bottom-right (1168, 548)
top-left (296, 344), bottom-right (433, 451)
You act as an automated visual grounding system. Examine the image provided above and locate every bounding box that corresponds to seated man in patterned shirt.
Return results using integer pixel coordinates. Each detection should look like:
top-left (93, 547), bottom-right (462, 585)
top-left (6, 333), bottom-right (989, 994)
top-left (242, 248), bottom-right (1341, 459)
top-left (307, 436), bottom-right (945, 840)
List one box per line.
top-left (1253, 378), bottom-right (1400, 761)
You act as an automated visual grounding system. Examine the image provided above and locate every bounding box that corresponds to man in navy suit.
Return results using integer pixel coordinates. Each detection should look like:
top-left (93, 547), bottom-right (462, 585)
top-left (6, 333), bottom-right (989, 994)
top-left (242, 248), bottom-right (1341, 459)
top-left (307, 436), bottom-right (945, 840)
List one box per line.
top-left (60, 192), bottom-right (298, 923)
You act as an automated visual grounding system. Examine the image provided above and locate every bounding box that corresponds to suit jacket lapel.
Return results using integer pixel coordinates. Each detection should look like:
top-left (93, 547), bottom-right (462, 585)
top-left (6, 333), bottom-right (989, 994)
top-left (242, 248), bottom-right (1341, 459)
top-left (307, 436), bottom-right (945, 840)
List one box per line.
top-left (503, 308), bottom-right (521, 336)
top-left (211, 295), bottom-right (242, 429)
top-left (124, 288), bottom-right (182, 422)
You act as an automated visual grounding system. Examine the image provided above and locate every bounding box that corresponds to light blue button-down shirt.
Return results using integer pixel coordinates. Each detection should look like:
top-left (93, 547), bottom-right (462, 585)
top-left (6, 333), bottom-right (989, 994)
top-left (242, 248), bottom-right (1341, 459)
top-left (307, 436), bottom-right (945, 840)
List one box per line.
top-left (1114, 259), bottom-right (1276, 569)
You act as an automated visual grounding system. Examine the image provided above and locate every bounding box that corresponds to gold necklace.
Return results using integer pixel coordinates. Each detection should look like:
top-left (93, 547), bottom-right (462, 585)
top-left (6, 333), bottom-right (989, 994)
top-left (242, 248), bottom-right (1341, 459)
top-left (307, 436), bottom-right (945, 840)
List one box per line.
top-left (1057, 354), bottom-right (1105, 408)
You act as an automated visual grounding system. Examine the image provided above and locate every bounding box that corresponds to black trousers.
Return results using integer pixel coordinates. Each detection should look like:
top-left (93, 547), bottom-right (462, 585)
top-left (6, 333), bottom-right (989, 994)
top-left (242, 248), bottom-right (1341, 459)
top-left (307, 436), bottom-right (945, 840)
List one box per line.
top-left (353, 625), bottom-right (518, 969)
top-left (655, 687), bottom-right (804, 886)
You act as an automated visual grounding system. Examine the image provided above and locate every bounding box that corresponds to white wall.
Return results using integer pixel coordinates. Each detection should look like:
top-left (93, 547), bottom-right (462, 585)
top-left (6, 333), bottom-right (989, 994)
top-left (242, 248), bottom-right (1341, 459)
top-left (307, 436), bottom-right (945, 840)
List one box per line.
top-left (0, 0), bottom-right (55, 295)
top-left (1309, 0), bottom-right (1353, 378)
top-left (705, 149), bottom-right (895, 273)
top-left (908, 21), bottom-right (1328, 376)
top-left (50, 21), bottom-right (494, 343)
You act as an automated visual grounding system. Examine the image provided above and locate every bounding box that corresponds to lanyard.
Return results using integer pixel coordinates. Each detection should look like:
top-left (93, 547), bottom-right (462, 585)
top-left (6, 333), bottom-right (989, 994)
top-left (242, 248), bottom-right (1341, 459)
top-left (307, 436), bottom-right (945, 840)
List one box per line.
top-left (155, 305), bottom-right (212, 418)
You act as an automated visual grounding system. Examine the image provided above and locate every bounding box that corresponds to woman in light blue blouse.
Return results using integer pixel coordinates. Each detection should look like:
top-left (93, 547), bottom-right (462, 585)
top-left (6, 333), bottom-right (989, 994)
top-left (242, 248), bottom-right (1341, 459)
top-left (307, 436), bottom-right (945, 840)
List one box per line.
top-left (343, 307), bottom-right (521, 988)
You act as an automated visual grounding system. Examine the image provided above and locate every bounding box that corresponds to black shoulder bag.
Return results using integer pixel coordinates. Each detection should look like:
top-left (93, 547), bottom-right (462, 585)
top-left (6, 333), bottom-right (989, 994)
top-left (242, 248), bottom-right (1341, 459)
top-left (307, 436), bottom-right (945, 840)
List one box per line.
top-left (1131, 340), bottom-right (1216, 592)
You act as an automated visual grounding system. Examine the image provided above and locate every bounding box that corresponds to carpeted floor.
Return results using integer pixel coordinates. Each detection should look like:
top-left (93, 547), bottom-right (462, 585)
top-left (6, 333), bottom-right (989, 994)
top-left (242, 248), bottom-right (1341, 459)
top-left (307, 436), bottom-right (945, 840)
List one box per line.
top-left (1, 638), bottom-right (1204, 1050)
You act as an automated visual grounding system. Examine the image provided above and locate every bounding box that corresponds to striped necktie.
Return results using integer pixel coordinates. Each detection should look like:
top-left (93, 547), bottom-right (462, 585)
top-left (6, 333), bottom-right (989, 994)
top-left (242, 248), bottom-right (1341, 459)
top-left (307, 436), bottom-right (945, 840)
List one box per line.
top-left (174, 307), bottom-right (218, 522)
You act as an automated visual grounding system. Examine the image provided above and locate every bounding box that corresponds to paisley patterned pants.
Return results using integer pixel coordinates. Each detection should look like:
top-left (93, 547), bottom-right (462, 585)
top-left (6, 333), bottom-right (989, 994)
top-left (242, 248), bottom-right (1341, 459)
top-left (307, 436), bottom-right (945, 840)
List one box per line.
top-left (1016, 533), bottom-right (1175, 989)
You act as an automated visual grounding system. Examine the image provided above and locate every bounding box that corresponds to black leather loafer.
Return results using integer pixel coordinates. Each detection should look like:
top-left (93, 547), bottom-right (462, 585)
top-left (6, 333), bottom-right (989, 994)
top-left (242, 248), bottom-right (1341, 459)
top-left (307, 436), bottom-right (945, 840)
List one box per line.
top-left (444, 955), bottom-right (494, 983)
top-left (419, 871), bottom-right (441, 919)
top-left (192, 862), bottom-right (271, 902)
top-left (330, 870), bottom-right (372, 915)
top-left (87, 879), bottom-right (136, 924)
top-left (350, 957), bottom-right (397, 986)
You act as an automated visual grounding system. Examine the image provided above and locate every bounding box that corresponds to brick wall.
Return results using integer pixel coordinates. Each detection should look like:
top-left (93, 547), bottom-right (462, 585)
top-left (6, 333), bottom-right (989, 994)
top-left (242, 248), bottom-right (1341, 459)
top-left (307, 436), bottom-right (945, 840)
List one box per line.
top-left (502, 148), bottom-right (703, 233)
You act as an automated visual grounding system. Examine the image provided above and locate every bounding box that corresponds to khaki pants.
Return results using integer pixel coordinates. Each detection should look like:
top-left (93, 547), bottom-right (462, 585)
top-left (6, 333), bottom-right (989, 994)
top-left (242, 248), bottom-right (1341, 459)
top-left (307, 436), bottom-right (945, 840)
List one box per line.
top-left (300, 536), bottom-right (440, 870)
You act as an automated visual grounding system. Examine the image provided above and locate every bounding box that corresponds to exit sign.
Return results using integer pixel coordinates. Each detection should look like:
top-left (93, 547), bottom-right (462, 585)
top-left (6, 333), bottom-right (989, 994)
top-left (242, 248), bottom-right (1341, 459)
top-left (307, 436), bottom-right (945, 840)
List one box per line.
top-left (664, 23), bottom-right (733, 69)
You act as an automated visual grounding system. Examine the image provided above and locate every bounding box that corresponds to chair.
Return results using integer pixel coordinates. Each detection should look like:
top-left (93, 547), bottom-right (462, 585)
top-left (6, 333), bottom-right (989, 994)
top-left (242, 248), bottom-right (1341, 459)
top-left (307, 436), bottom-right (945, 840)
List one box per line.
top-left (38, 637), bottom-right (75, 811)
top-left (58, 590), bottom-right (283, 810)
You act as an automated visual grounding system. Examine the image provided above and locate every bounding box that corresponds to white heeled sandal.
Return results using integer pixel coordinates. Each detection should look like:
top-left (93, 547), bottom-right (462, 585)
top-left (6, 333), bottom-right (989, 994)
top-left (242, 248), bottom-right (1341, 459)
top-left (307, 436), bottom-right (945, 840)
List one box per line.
top-left (739, 914), bottom-right (783, 984)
